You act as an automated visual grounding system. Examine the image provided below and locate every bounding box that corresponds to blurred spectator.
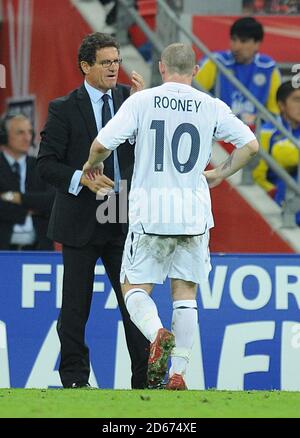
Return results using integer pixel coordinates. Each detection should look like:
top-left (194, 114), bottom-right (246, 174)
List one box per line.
top-left (252, 81), bottom-right (300, 223)
top-left (0, 114), bottom-right (54, 250)
top-left (262, 0), bottom-right (288, 13)
top-left (243, 0), bottom-right (257, 13)
top-left (286, 0), bottom-right (300, 13)
top-left (251, 119), bottom-right (279, 196)
top-left (194, 17), bottom-right (281, 126)
top-left (127, 1), bottom-right (154, 62)
top-left (80, 0), bottom-right (117, 26)
top-left (243, 0), bottom-right (300, 13)
top-left (99, 0), bottom-right (117, 25)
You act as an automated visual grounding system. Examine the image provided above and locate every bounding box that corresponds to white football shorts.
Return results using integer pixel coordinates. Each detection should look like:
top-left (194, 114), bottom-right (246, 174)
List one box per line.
top-left (120, 229), bottom-right (211, 285)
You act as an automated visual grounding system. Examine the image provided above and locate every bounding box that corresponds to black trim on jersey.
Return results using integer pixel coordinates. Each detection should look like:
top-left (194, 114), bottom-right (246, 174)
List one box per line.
top-left (140, 223), bottom-right (208, 237)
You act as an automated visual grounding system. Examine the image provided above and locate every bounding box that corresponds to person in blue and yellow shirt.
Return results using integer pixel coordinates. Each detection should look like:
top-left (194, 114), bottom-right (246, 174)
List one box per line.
top-left (253, 81), bottom-right (300, 224)
top-left (194, 16), bottom-right (281, 126)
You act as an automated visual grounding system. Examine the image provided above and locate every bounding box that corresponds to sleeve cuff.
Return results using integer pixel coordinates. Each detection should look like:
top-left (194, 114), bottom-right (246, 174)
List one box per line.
top-left (68, 170), bottom-right (83, 196)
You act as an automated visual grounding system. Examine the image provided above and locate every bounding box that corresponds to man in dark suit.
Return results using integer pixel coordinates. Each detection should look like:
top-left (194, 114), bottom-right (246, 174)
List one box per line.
top-left (0, 114), bottom-right (54, 250)
top-left (37, 32), bottom-right (149, 389)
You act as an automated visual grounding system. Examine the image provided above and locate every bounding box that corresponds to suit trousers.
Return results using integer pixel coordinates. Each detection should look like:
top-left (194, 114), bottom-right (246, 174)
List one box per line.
top-left (57, 221), bottom-right (149, 389)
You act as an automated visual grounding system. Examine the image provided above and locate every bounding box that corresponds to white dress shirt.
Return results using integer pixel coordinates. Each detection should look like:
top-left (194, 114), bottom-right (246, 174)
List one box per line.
top-left (3, 152), bottom-right (36, 245)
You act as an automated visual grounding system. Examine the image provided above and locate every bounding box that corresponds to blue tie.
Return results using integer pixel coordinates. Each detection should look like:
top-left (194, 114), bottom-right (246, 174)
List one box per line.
top-left (12, 161), bottom-right (21, 191)
top-left (102, 94), bottom-right (114, 180)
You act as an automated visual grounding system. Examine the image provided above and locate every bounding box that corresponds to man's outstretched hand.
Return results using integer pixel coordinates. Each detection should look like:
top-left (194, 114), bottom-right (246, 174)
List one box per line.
top-left (81, 162), bottom-right (114, 195)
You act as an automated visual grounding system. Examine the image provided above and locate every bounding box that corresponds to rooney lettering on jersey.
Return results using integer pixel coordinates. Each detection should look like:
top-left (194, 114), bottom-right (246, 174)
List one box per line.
top-left (154, 96), bottom-right (202, 113)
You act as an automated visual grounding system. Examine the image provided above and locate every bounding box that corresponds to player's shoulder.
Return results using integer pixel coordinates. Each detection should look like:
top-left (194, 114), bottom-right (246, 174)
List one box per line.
top-left (138, 83), bottom-right (189, 98)
top-left (131, 85), bottom-right (159, 99)
top-left (145, 84), bottom-right (166, 94)
top-left (197, 90), bottom-right (216, 103)
top-left (125, 87), bottom-right (157, 108)
top-left (196, 93), bottom-right (228, 115)
top-left (254, 53), bottom-right (276, 69)
top-left (211, 95), bottom-right (230, 109)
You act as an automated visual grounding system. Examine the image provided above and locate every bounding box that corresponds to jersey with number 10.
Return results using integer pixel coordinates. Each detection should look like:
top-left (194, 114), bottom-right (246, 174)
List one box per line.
top-left (97, 82), bottom-right (256, 235)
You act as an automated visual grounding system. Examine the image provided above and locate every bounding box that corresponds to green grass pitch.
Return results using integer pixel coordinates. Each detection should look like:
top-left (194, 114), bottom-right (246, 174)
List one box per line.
top-left (0, 389), bottom-right (300, 418)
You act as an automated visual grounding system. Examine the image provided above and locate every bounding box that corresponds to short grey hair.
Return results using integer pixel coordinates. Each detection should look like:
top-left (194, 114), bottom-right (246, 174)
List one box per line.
top-left (5, 114), bottom-right (31, 132)
top-left (161, 43), bottom-right (196, 75)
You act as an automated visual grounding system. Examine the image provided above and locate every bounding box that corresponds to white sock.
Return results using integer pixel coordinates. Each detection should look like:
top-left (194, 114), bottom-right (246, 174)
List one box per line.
top-left (169, 299), bottom-right (198, 377)
top-left (124, 289), bottom-right (163, 343)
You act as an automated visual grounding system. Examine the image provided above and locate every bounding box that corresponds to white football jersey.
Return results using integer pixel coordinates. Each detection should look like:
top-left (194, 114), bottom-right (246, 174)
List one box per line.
top-left (97, 82), bottom-right (256, 235)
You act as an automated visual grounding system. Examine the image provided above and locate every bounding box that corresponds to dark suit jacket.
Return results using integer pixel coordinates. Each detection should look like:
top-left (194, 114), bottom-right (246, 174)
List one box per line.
top-left (37, 83), bottom-right (135, 247)
top-left (0, 152), bottom-right (55, 250)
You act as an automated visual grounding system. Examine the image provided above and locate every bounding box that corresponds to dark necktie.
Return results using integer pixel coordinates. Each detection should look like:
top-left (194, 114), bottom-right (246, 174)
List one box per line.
top-left (12, 161), bottom-right (21, 190)
top-left (102, 94), bottom-right (114, 180)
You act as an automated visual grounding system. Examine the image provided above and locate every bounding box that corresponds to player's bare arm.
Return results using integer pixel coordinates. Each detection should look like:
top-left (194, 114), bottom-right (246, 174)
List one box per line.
top-left (82, 139), bottom-right (111, 174)
top-left (204, 139), bottom-right (259, 188)
top-left (81, 139), bottom-right (114, 194)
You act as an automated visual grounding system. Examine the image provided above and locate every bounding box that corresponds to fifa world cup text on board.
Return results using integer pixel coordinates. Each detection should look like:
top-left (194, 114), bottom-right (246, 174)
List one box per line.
top-left (20, 264), bottom-right (300, 310)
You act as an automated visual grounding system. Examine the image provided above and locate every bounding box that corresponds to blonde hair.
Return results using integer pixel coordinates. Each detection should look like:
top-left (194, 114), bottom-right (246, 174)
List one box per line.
top-left (161, 43), bottom-right (196, 75)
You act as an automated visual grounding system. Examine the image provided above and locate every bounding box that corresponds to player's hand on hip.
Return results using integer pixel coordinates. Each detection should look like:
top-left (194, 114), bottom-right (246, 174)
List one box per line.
top-left (130, 70), bottom-right (145, 94)
top-left (203, 169), bottom-right (223, 188)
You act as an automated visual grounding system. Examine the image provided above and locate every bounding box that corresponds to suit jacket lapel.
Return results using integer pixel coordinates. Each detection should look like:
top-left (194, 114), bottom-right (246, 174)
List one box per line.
top-left (75, 84), bottom-right (129, 169)
top-left (76, 84), bottom-right (98, 141)
top-left (0, 152), bottom-right (11, 175)
top-left (0, 152), bottom-right (21, 190)
top-left (112, 85), bottom-right (125, 113)
top-left (25, 156), bottom-right (34, 190)
top-left (76, 84), bottom-right (124, 137)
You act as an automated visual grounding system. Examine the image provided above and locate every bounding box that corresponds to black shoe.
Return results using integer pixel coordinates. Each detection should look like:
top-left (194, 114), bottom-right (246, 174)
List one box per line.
top-left (64, 382), bottom-right (91, 389)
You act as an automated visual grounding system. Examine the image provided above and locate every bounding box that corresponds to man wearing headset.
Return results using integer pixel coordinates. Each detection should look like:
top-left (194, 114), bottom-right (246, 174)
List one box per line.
top-left (0, 114), bottom-right (54, 250)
